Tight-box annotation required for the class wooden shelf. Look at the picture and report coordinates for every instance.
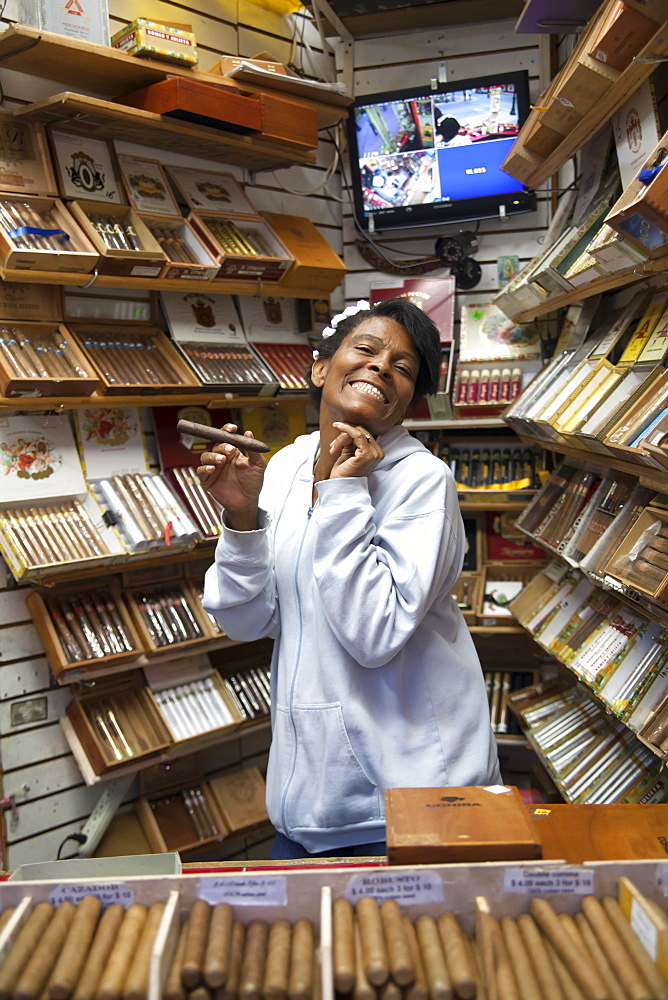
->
[13,93,316,172]
[0,267,333,300]
[405,417,509,430]
[469,625,527,634]
[0,24,349,131]
[503,2,668,191]
[510,265,647,322]
[0,391,308,412]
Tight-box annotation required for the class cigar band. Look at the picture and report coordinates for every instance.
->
[7,226,70,241]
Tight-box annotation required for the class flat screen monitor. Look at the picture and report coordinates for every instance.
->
[347,70,536,232]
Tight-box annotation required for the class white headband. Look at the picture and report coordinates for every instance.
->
[312,300,371,359]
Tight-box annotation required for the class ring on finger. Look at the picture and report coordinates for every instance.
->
[364,434,371,441]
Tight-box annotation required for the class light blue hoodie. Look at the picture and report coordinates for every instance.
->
[203,425,501,852]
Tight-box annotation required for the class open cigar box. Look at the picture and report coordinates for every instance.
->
[0,282,100,397]
[0,412,126,583]
[476,564,538,625]
[125,579,218,658]
[67,200,167,277]
[135,753,231,854]
[160,290,280,395]
[604,500,668,605]
[260,212,347,294]
[63,287,200,394]
[26,580,144,684]
[0,193,99,273]
[605,127,668,259]
[237,296,313,393]
[64,669,173,776]
[116,155,219,280]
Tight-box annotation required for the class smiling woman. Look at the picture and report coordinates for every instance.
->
[198,298,501,859]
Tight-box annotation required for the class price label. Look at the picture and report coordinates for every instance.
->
[199,876,287,907]
[50,882,134,907]
[630,899,658,961]
[345,870,444,905]
[504,868,594,895]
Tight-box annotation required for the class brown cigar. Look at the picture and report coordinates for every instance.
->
[176,420,270,454]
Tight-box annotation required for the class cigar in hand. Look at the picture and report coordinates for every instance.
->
[176,419,270,453]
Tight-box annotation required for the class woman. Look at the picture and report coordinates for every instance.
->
[199,298,500,859]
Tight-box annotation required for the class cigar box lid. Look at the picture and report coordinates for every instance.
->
[48,129,126,205]
[63,286,157,326]
[165,166,260,220]
[0,113,58,197]
[209,766,268,834]
[0,412,88,505]
[0,281,62,323]
[72,406,151,481]
[237,296,307,344]
[116,154,181,220]
[385,785,543,865]
[139,751,205,796]
[160,290,247,346]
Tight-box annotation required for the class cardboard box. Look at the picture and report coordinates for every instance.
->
[17,0,109,45]
[67,200,167,277]
[588,1,658,71]
[0,195,98,273]
[385,785,542,864]
[260,211,347,294]
[111,18,198,66]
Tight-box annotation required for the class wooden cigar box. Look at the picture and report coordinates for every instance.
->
[209,766,269,836]
[64,670,173,777]
[125,579,219,658]
[259,211,347,294]
[476,564,538,625]
[189,211,293,282]
[383,786,533,863]
[115,77,263,135]
[26,581,143,684]
[0,320,100,398]
[529,802,668,863]
[385,785,543,865]
[258,92,318,151]
[67,200,167,277]
[0,194,99,273]
[135,753,230,854]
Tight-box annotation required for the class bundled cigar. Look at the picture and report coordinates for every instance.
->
[45,588,136,663]
[166,465,223,537]
[179,341,277,389]
[92,473,201,552]
[222,664,271,720]
[0,502,109,571]
[251,342,313,392]
[87,213,142,251]
[150,783,220,844]
[145,221,199,264]
[203,218,273,257]
[130,585,204,647]
[76,328,186,387]
[153,675,236,740]
[0,326,90,380]
[0,198,85,252]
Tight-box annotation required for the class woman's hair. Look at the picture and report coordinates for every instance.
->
[307,298,442,408]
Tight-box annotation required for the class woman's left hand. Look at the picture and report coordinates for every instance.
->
[329,421,384,478]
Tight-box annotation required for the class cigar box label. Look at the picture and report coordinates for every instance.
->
[51,882,134,907]
[631,898,659,960]
[344,870,444,904]
[199,875,287,906]
[504,867,594,894]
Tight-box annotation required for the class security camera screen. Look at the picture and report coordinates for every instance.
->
[352,82,525,215]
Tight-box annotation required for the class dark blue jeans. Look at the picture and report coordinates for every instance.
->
[271,831,386,860]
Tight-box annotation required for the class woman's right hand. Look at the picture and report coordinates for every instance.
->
[197,424,266,517]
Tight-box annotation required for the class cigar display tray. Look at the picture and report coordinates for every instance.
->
[0,321,100,397]
[605,502,668,605]
[190,211,293,282]
[0,194,98,272]
[605,127,668,259]
[26,581,144,684]
[67,200,167,277]
[125,580,219,658]
[1,859,668,1000]
[116,155,219,281]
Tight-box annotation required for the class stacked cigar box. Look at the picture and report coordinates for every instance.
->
[605,125,668,258]
[0,412,126,583]
[238,296,313,393]
[63,287,199,393]
[166,166,293,281]
[0,281,100,397]
[72,404,202,557]
[0,113,99,274]
[48,130,167,277]
[160,290,280,395]
[116,155,219,280]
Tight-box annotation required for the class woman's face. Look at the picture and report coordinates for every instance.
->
[311,315,420,436]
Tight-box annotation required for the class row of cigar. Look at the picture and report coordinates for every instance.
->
[45,589,136,663]
[484,671,534,735]
[439,446,544,490]
[132,587,204,647]
[616,519,668,591]
[0,200,83,252]
[1,888,666,1000]
[88,216,141,252]
[168,467,222,537]
[145,222,200,265]
[180,343,276,388]
[222,665,271,721]
[93,474,200,552]
[203,218,273,258]
[0,327,90,380]
[253,343,311,392]
[77,330,186,386]
[88,692,155,762]
[0,503,108,569]
[151,783,221,843]
[153,676,236,742]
